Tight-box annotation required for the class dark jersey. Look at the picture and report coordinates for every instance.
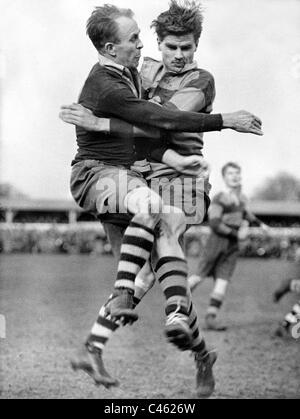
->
[73,62,223,167]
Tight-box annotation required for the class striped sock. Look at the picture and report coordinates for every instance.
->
[155,257,189,317]
[207,278,229,317]
[290,279,300,294]
[284,301,300,328]
[87,304,119,352]
[115,221,155,292]
[187,298,208,355]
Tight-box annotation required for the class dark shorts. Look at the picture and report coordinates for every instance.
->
[70,160,147,226]
[197,231,239,281]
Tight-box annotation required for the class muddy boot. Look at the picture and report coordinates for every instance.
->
[195,350,218,399]
[71,344,119,388]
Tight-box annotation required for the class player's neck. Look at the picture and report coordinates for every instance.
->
[227,185,242,195]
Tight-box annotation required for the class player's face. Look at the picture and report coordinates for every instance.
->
[114,17,143,69]
[224,168,242,189]
[158,33,197,73]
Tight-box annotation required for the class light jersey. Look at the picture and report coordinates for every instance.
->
[136,57,216,180]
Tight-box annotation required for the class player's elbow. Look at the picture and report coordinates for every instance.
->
[147,114,175,131]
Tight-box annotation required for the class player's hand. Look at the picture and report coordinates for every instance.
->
[59,103,106,131]
[238,221,250,241]
[177,155,210,177]
[222,110,263,136]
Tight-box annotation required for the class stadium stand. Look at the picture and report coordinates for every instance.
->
[0,198,299,258]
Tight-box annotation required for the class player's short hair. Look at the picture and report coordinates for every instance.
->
[86,4,134,52]
[222,162,242,177]
[151,0,204,44]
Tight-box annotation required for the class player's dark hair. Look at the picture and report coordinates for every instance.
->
[151,0,204,44]
[222,162,242,177]
[86,4,134,52]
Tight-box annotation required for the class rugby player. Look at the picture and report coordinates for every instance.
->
[188,162,269,331]
[273,266,300,338]
[60,2,262,396]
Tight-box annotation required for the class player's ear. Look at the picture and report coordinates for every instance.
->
[104,42,117,57]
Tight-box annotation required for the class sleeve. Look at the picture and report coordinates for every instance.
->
[243,208,262,227]
[109,118,161,140]
[241,196,262,227]
[134,136,169,162]
[95,79,223,133]
[208,194,239,239]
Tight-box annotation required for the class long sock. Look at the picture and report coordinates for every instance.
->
[87,304,119,351]
[155,257,189,316]
[187,293,208,356]
[290,279,300,294]
[87,272,155,350]
[283,300,300,329]
[115,221,155,292]
[207,278,229,317]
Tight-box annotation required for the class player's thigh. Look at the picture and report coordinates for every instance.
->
[197,250,218,278]
[215,245,239,281]
[197,235,224,278]
[124,185,162,217]
[157,174,209,227]
[157,206,186,241]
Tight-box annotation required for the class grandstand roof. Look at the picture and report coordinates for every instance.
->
[0,198,81,212]
[249,201,300,217]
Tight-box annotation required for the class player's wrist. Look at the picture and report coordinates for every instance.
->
[96,118,110,132]
[162,149,182,170]
[221,113,235,129]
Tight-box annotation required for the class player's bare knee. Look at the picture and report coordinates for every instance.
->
[133,212,160,230]
[136,268,156,291]
[125,187,162,227]
[160,206,186,238]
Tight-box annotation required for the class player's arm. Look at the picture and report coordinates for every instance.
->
[243,209,262,227]
[208,195,239,239]
[243,208,270,232]
[59,84,209,140]
[60,80,263,135]
[59,104,162,139]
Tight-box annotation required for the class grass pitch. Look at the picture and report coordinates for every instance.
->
[0,255,299,399]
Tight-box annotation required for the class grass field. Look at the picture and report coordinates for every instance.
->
[0,255,299,399]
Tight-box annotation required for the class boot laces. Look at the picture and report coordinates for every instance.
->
[166,301,187,326]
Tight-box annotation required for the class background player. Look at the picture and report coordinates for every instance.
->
[188,162,269,331]
[273,263,300,338]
